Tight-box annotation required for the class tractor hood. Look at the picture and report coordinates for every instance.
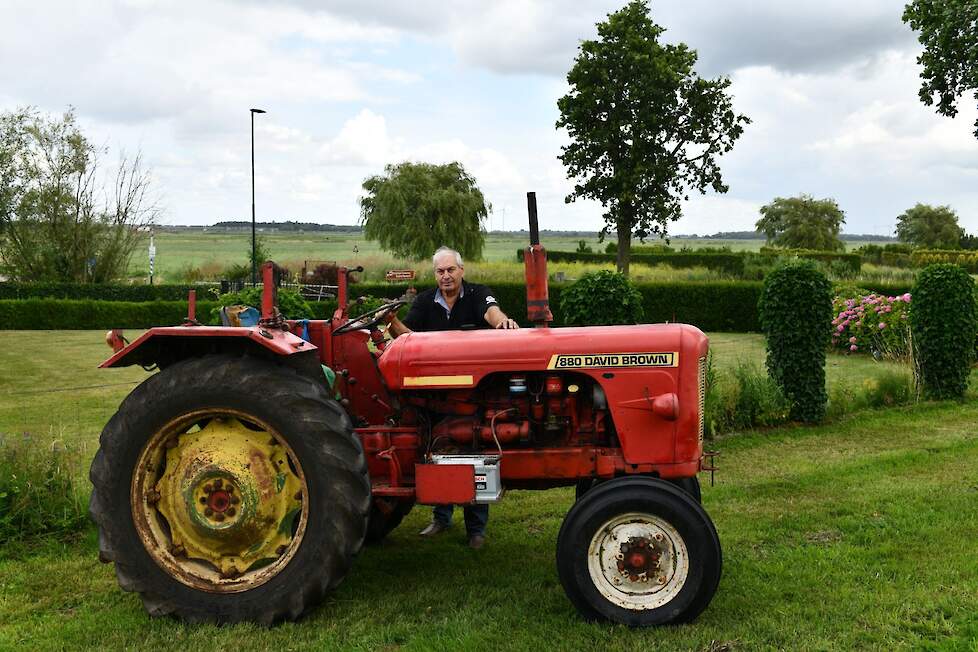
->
[378,323,707,390]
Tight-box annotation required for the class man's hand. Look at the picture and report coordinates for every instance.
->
[485,305,519,329]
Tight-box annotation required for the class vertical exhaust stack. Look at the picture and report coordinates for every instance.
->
[524,192,553,327]
[260,261,278,320]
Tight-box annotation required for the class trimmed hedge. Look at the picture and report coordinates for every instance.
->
[0,282,212,302]
[516,249,746,275]
[0,278,924,332]
[0,299,218,330]
[910,264,976,400]
[911,249,978,273]
[759,262,833,423]
[757,248,862,274]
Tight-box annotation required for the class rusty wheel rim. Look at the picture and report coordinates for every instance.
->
[587,512,689,610]
[131,409,308,593]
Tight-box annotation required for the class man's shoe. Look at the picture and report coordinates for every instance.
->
[419,522,449,537]
[468,534,485,550]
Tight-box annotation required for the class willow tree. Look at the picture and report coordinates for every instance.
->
[0,107,157,282]
[557,1,749,275]
[359,161,488,261]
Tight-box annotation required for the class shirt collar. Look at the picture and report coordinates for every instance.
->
[434,282,464,315]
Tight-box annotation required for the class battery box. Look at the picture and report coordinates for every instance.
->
[414,454,502,505]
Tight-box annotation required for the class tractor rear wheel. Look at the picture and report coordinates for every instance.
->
[364,498,414,544]
[89,355,370,624]
[556,476,721,626]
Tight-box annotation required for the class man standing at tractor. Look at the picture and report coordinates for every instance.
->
[386,246,519,549]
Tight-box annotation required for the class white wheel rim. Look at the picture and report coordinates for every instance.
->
[586,511,689,611]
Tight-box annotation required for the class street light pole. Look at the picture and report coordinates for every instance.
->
[250,108,266,286]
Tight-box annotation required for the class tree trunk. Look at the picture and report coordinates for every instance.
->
[615,224,631,277]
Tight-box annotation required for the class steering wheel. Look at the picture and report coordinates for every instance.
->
[333,300,407,335]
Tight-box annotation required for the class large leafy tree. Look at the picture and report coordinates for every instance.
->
[756,195,846,251]
[904,1,978,137]
[557,0,749,275]
[359,161,488,261]
[0,107,157,282]
[895,203,963,249]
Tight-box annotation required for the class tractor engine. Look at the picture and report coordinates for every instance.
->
[421,372,609,450]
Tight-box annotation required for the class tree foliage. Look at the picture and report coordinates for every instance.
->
[903,0,978,137]
[359,161,488,261]
[895,203,963,249]
[0,108,157,282]
[556,1,749,276]
[755,195,846,251]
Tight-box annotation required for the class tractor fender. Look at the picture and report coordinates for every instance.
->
[100,326,317,370]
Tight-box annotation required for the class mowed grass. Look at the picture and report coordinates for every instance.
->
[3,332,977,649]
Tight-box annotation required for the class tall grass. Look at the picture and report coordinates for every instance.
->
[704,354,918,438]
[0,431,90,544]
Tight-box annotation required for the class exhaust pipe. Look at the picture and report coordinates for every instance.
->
[524,192,553,327]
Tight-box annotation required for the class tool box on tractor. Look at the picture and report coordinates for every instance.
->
[90,193,721,627]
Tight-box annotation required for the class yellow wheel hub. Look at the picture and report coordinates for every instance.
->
[132,412,307,592]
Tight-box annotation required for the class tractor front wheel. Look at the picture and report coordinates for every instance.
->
[556,476,721,626]
[89,355,370,624]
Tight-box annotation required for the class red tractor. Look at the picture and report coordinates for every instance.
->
[90,194,721,626]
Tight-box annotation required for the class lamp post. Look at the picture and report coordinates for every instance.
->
[250,108,266,286]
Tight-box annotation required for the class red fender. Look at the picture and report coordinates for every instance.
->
[99,326,315,368]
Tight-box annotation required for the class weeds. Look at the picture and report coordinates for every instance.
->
[0,431,89,544]
[705,355,917,438]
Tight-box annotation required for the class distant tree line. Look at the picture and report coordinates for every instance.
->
[210,221,362,233]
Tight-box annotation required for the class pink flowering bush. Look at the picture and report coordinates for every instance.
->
[831,292,911,359]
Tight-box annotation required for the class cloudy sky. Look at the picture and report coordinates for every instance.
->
[2,0,976,235]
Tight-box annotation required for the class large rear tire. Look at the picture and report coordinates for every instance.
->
[556,476,721,626]
[89,355,370,624]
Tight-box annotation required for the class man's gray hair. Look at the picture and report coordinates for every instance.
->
[432,246,463,268]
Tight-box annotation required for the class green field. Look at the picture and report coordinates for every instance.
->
[1,330,977,649]
[131,231,895,284]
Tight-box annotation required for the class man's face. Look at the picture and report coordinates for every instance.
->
[433,252,464,295]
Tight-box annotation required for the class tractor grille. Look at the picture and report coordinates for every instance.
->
[697,356,706,443]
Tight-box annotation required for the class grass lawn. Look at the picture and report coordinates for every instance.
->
[2,331,976,649]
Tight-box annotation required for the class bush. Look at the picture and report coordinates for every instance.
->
[831,292,912,359]
[211,288,313,323]
[910,263,977,399]
[305,263,340,285]
[759,261,833,422]
[559,270,644,326]
[0,434,89,543]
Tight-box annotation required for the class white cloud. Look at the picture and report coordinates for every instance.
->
[319,109,401,167]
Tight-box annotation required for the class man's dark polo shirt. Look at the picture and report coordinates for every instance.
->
[402,281,499,332]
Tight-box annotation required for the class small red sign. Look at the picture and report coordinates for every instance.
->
[385,269,416,281]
